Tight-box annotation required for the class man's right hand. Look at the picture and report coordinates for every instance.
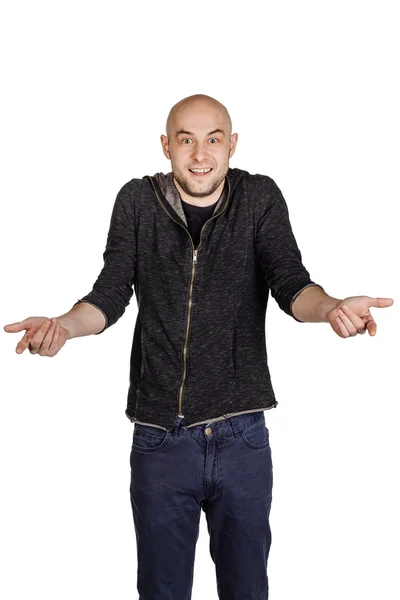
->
[3,317,68,356]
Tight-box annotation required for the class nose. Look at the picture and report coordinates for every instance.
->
[191,141,208,163]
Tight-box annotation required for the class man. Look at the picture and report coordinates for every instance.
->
[4,94,394,599]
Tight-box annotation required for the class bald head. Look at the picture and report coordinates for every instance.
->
[165,94,232,140]
[160,93,238,203]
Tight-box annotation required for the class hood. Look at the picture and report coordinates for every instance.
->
[148,167,245,227]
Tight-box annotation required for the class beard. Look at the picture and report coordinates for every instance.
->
[172,163,228,198]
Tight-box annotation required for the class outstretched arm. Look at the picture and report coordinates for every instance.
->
[255,177,394,337]
[293,286,394,337]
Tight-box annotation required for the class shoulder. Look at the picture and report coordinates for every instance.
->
[229,168,280,194]
[247,172,279,194]
[116,174,152,204]
[234,170,285,213]
[110,178,146,225]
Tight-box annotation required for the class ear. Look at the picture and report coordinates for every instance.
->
[160,134,171,160]
[229,133,238,158]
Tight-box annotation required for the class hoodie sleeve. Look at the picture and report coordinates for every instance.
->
[255,176,324,322]
[73,180,137,334]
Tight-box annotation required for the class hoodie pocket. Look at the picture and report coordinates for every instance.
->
[139,311,146,382]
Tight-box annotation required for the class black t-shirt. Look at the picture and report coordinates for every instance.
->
[181,199,218,248]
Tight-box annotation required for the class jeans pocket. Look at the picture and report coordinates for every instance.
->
[241,420,270,450]
[131,423,171,453]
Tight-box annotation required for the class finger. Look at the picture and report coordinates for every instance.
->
[339,305,366,335]
[335,315,350,338]
[337,309,357,336]
[16,332,33,354]
[366,319,377,336]
[4,321,26,332]
[368,297,394,309]
[48,321,61,355]
[29,320,52,354]
[40,319,57,354]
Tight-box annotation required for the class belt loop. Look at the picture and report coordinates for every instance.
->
[171,415,184,437]
[227,415,242,438]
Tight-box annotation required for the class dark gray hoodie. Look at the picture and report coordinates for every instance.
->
[74,167,323,431]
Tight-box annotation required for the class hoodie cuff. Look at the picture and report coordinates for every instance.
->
[289,283,325,323]
[73,298,109,335]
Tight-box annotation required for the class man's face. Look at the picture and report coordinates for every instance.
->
[161,103,238,199]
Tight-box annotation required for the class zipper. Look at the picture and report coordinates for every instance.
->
[147,176,231,419]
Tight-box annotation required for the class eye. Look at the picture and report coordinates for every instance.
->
[209,138,218,143]
[183,138,192,144]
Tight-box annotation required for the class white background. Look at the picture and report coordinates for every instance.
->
[1,1,399,598]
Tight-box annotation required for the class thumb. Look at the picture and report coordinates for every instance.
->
[367,297,395,308]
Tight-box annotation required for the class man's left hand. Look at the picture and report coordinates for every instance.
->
[326,296,394,338]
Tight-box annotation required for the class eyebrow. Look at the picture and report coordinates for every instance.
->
[175,128,225,137]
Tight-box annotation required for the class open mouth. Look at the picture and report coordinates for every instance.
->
[188,168,213,177]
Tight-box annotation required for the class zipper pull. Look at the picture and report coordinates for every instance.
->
[193,249,198,263]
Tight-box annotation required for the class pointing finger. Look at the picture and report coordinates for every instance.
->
[4,321,24,332]
[368,297,394,308]
[4,318,36,333]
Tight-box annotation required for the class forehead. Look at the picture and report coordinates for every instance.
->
[173,103,227,132]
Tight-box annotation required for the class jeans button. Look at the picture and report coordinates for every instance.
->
[205,427,212,435]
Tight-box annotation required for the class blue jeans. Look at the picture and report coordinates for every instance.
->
[129,410,273,599]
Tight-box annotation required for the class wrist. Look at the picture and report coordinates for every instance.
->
[54,316,75,340]
[320,297,342,322]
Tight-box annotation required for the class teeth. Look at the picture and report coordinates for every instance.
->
[190,168,212,173]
